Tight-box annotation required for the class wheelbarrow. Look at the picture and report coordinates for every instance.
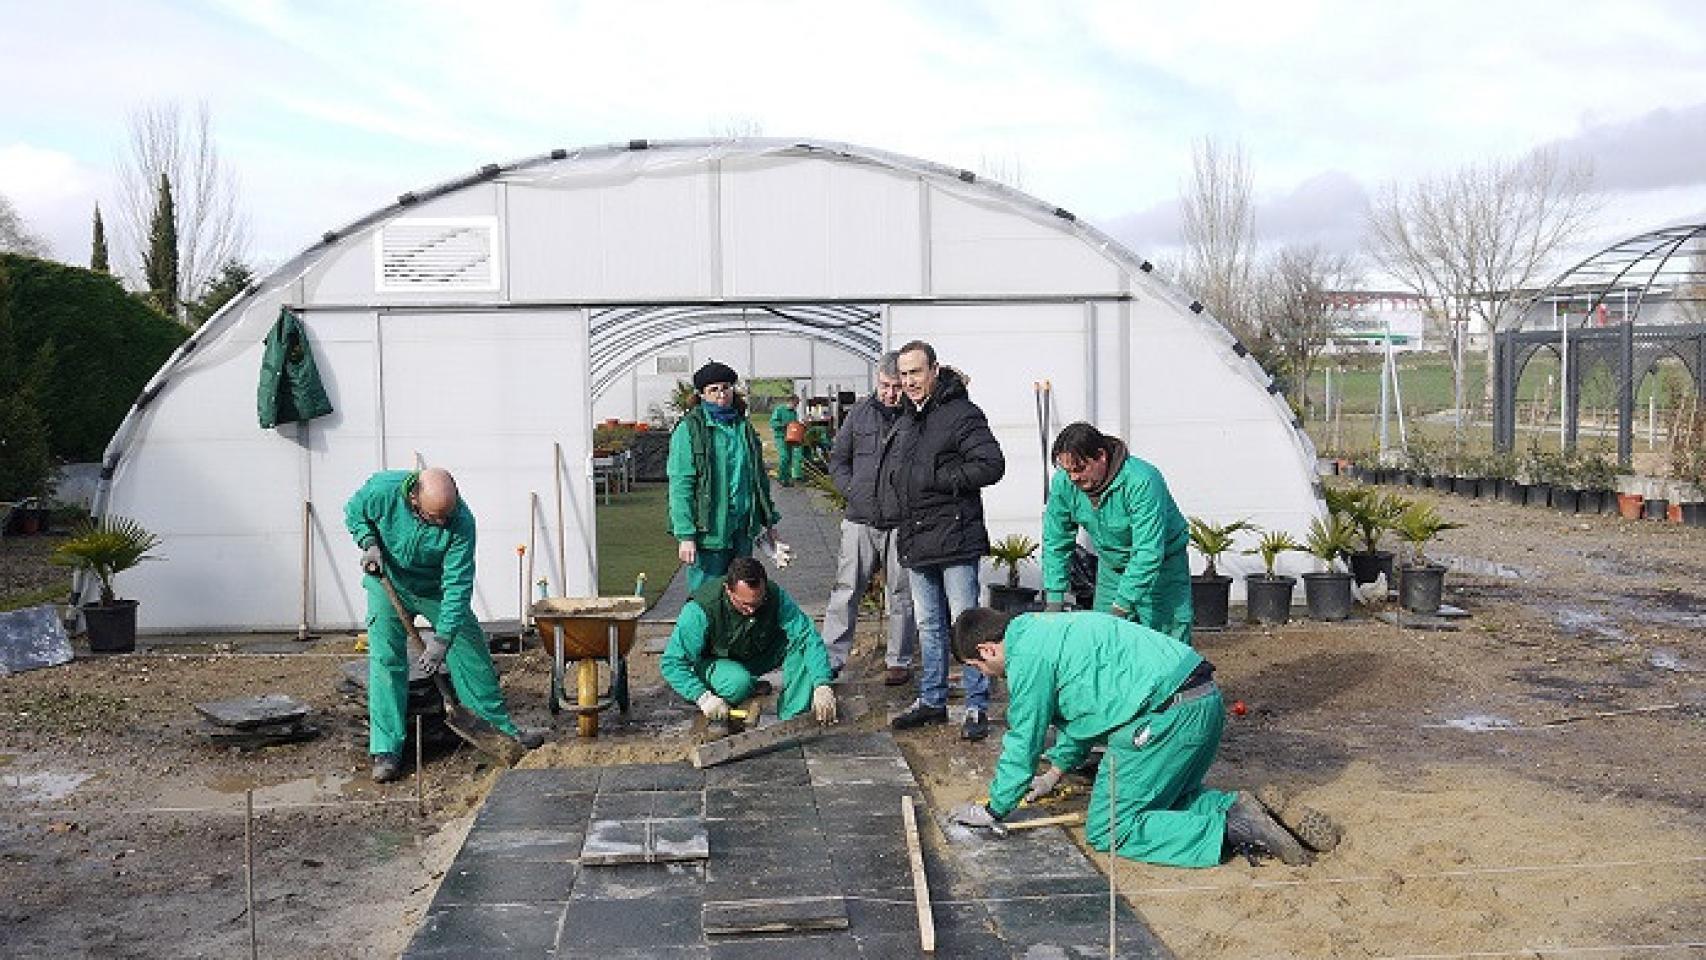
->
[532,596,646,737]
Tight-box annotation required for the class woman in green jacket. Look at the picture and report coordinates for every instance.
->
[668,362,781,591]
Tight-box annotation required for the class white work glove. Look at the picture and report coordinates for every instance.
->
[360,543,384,575]
[1024,765,1065,804]
[678,540,698,565]
[757,528,794,569]
[811,685,838,724]
[949,802,998,829]
[697,691,729,721]
[414,635,450,676]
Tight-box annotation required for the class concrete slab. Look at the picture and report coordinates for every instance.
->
[0,605,71,677]
[805,756,913,787]
[431,859,577,907]
[561,896,705,950]
[404,902,567,958]
[702,895,849,935]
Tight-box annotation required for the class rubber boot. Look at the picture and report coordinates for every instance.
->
[1224,791,1312,866]
[1255,784,1342,853]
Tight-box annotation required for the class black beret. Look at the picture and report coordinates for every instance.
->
[693,361,739,391]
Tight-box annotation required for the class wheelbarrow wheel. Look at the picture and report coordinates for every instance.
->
[613,656,630,715]
[576,659,600,738]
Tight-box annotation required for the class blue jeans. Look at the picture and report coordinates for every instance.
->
[907,561,988,711]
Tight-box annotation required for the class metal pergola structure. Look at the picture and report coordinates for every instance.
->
[1493,223,1706,464]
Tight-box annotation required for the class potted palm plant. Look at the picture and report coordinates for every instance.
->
[1302,514,1358,621]
[1344,490,1406,586]
[986,534,1040,613]
[51,515,163,653]
[1243,529,1303,626]
[1391,502,1464,614]
[1186,517,1253,630]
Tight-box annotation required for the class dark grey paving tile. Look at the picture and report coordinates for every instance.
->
[940,826,1100,883]
[458,828,584,863]
[580,819,648,864]
[590,791,657,820]
[702,894,848,935]
[650,789,706,819]
[828,843,912,895]
[805,756,913,787]
[984,885,1122,929]
[599,762,703,792]
[842,894,917,931]
[703,754,810,788]
[812,784,920,820]
[853,932,932,959]
[476,791,594,829]
[1005,921,1171,958]
[705,786,818,820]
[652,817,710,861]
[708,817,823,851]
[561,895,703,949]
[563,949,709,960]
[707,931,851,958]
[431,859,577,907]
[492,766,602,797]
[403,902,566,957]
[802,731,905,760]
[569,860,705,901]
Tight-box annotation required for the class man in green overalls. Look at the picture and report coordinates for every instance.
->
[769,393,801,487]
[1041,422,1194,645]
[946,608,1311,867]
[660,557,839,738]
[668,362,782,592]
[345,468,540,783]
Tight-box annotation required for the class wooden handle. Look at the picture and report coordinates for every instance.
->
[1002,812,1085,832]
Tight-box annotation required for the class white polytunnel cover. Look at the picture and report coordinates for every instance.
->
[95,138,1324,633]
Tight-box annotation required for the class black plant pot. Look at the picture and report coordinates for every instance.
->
[1397,564,1447,614]
[1347,550,1394,586]
[1577,489,1606,515]
[1525,482,1553,508]
[83,600,139,653]
[1244,575,1296,626]
[1502,482,1528,505]
[1681,502,1706,527]
[1551,488,1581,514]
[1643,498,1670,521]
[1191,575,1232,630]
[987,584,1040,613]
[1302,571,1354,622]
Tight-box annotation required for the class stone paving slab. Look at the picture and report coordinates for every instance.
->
[406,733,1172,958]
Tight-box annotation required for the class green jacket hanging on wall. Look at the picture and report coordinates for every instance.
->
[257,307,334,428]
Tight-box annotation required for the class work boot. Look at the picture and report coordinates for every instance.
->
[1255,784,1342,853]
[890,700,948,730]
[961,708,990,742]
[371,753,403,784]
[883,666,912,686]
[1224,792,1312,866]
[516,728,546,751]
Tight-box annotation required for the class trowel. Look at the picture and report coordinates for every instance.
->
[375,570,525,767]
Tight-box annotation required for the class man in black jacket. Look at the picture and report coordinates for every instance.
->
[822,352,917,683]
[881,340,1006,740]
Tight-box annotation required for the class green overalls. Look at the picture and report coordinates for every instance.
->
[660,577,834,720]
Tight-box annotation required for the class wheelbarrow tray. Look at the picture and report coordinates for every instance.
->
[532,596,645,659]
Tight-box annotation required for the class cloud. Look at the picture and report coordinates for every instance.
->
[0,144,104,261]
[1099,169,1372,263]
[1545,101,1706,193]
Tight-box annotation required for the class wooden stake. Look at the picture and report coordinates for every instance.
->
[901,796,935,953]
[245,789,258,960]
[415,714,425,818]
[1107,751,1116,958]
[297,500,314,641]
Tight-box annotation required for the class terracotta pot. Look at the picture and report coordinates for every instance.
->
[1616,493,1644,520]
[1669,503,1684,524]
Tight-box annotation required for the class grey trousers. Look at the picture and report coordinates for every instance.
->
[821,520,917,669]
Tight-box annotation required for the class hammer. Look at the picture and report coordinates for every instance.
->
[984,812,1086,838]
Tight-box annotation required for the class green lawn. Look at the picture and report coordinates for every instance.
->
[594,481,679,604]
[1306,351,1692,418]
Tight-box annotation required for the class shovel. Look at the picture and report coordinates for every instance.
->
[374,570,525,767]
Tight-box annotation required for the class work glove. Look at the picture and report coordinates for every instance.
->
[949,802,999,829]
[811,685,838,724]
[1109,604,1131,621]
[1042,600,1064,613]
[1023,765,1065,804]
[360,543,384,575]
[678,540,698,565]
[414,635,450,676]
[757,528,794,569]
[696,691,729,721]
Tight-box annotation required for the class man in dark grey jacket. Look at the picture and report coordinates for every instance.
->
[822,352,917,684]
[880,340,1006,740]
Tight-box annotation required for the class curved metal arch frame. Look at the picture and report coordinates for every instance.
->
[587,303,882,401]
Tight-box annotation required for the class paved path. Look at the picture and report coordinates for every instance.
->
[644,482,843,624]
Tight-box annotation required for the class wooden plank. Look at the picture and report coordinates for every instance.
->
[689,700,869,769]
[901,795,935,953]
[702,895,849,935]
[1001,811,1086,833]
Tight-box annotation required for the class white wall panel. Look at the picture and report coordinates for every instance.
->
[507,175,715,300]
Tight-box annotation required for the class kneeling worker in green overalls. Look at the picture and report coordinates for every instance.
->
[946,608,1315,867]
[661,556,839,738]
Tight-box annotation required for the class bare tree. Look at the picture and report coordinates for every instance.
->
[114,102,247,320]
[0,193,48,257]
[1260,245,1360,419]
[1366,148,1599,427]
[1179,137,1261,346]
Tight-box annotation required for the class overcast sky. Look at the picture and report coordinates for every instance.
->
[4,0,1705,287]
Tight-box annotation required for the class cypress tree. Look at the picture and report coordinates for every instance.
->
[90,204,110,273]
[142,173,179,317]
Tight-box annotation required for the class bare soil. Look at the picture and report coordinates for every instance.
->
[2,485,1703,958]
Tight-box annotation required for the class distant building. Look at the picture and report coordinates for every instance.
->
[1322,290,1431,353]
